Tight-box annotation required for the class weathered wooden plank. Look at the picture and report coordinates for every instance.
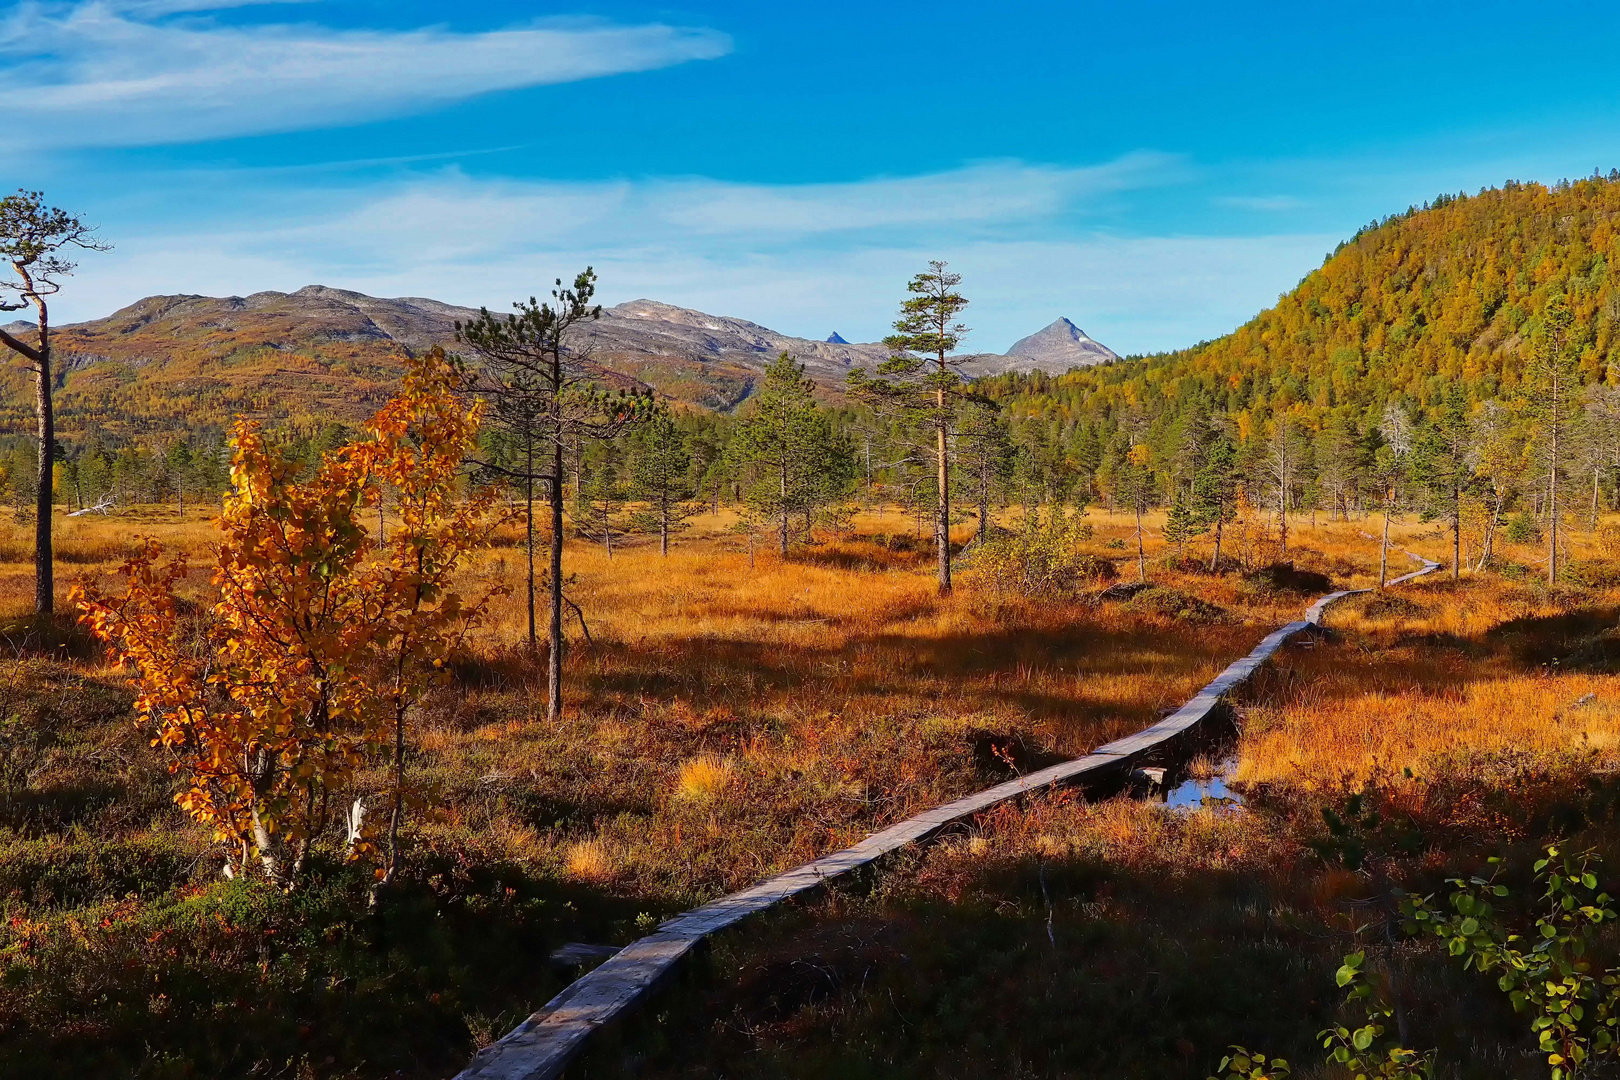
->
[452,556,1442,1080]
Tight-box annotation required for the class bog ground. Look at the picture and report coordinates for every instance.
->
[3,507,1620,1078]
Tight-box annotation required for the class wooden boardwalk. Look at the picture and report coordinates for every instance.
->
[455,554,1440,1080]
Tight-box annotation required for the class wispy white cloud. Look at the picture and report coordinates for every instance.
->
[0,2,731,149]
[249,154,1182,262]
[56,157,1332,353]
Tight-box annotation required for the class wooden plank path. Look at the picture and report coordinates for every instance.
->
[454,552,1441,1080]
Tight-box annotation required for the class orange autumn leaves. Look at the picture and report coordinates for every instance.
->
[72,348,509,885]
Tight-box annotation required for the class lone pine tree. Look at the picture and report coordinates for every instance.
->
[730,352,853,554]
[628,410,698,557]
[0,190,109,615]
[849,261,971,594]
[1526,294,1579,586]
[456,268,651,722]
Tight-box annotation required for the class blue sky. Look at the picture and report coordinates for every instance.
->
[8,0,1620,353]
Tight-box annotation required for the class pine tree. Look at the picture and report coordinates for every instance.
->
[1316,411,1371,520]
[1262,415,1303,554]
[849,261,970,594]
[1411,384,1474,579]
[0,190,110,615]
[628,411,698,556]
[1162,491,1205,562]
[730,353,853,555]
[1525,294,1579,585]
[577,439,626,557]
[1579,385,1620,526]
[456,268,652,721]
[1470,400,1523,569]
[1111,441,1157,582]
[1374,403,1415,589]
[955,401,1015,545]
[1192,434,1240,570]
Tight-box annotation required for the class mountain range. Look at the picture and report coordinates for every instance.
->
[0,287,1118,438]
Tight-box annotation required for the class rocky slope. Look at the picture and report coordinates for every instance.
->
[1004,317,1120,370]
[3,286,1117,437]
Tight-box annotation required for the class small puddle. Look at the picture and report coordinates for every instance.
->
[1161,760,1243,810]
[1123,719,1246,811]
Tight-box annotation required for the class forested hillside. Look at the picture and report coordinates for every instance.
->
[989,173,1620,429]
[974,175,1620,562]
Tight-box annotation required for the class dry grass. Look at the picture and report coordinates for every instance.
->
[11,497,1604,1079]
[0,501,1431,906]
[1236,568,1620,798]
[567,519,1620,1080]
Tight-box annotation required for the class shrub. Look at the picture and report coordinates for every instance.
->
[1558,559,1620,589]
[1506,512,1540,544]
[1123,586,1229,623]
[966,508,1115,600]
[72,349,508,889]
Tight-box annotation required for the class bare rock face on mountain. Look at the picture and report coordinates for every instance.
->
[33,286,1121,437]
[1003,318,1120,372]
[581,299,889,410]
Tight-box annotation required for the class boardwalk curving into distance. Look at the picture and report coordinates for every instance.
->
[455,552,1441,1080]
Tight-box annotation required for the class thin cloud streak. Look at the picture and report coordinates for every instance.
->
[0,3,732,149]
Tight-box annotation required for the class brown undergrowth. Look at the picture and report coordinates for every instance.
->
[564,524,1620,1080]
[0,504,1592,1078]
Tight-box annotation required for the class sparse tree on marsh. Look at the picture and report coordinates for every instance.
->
[577,439,627,557]
[684,418,727,516]
[627,411,698,556]
[729,353,853,554]
[1192,433,1240,570]
[955,401,1015,545]
[1577,384,1620,525]
[456,268,652,722]
[1374,402,1414,589]
[849,261,971,594]
[1162,489,1205,561]
[1316,411,1371,521]
[0,190,109,615]
[1261,415,1303,554]
[1524,294,1580,586]
[1411,384,1475,580]
[1469,399,1524,569]
[1107,440,1157,582]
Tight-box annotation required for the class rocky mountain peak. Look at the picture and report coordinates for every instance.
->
[1004,318,1119,370]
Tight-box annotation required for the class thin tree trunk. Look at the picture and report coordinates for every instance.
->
[1277,475,1288,555]
[1379,502,1391,590]
[1210,510,1224,572]
[660,498,669,557]
[1452,485,1461,581]
[526,440,536,649]
[977,472,990,546]
[1135,501,1146,582]
[379,700,406,893]
[936,397,951,595]
[548,436,565,724]
[779,461,789,556]
[1549,438,1559,587]
[32,301,51,616]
